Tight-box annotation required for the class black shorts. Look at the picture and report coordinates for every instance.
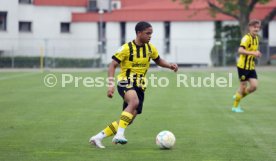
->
[237,67,257,81]
[117,82,145,114]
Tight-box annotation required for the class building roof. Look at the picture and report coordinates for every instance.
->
[34,0,276,22]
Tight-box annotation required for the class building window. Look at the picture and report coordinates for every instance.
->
[262,24,269,39]
[19,0,32,4]
[0,12,7,31]
[98,22,106,53]
[60,22,70,33]
[164,21,170,53]
[87,0,98,12]
[19,21,32,32]
[120,22,126,45]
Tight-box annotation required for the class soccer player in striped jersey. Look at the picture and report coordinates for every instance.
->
[232,20,262,112]
[89,21,178,148]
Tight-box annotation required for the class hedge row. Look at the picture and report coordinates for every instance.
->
[0,56,101,68]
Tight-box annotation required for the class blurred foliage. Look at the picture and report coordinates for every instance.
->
[211,22,241,66]
[173,0,275,35]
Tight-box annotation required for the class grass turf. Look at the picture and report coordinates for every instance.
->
[0,69,275,161]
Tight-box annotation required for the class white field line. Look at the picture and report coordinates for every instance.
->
[0,72,40,81]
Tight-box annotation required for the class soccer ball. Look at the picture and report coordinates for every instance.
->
[156,130,176,149]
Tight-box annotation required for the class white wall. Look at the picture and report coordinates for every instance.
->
[125,21,165,59]
[44,23,98,58]
[125,22,164,53]
[169,22,214,65]
[222,21,239,26]
[0,0,19,52]
[18,6,85,38]
[124,21,214,65]
[125,22,136,42]
[0,1,101,58]
[149,22,165,58]
[105,22,120,64]
[17,5,92,58]
[269,21,276,46]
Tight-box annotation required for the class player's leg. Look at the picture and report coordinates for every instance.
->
[113,90,139,144]
[232,67,248,112]
[233,81,247,106]
[90,87,140,147]
[89,108,138,148]
[242,69,258,97]
[89,121,119,148]
[238,81,248,98]
[232,81,247,112]
[232,76,257,113]
[89,83,139,148]
[128,109,137,125]
[89,88,128,148]
[90,113,137,148]
[247,75,258,92]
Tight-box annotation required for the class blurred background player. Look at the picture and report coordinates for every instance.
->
[232,20,262,113]
[89,21,178,148]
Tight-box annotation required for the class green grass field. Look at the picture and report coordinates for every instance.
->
[0,69,276,161]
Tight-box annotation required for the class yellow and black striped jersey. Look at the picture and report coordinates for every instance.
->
[237,33,259,70]
[112,40,160,89]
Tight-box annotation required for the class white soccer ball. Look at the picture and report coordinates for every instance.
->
[156,130,176,149]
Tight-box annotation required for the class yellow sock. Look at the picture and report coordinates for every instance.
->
[119,111,133,129]
[103,121,118,137]
[233,92,242,108]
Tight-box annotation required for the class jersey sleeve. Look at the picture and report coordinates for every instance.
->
[112,44,128,64]
[240,35,250,49]
[149,44,160,61]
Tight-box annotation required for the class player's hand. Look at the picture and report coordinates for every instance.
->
[170,63,178,72]
[254,51,262,57]
[107,86,115,98]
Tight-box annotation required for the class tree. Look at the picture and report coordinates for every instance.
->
[175,0,276,35]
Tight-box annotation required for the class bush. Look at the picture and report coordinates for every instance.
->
[0,56,101,68]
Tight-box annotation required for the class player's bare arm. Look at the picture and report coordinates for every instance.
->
[154,58,178,72]
[107,60,119,98]
[238,47,262,57]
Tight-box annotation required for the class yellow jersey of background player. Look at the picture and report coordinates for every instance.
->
[237,31,259,70]
[89,21,178,148]
[232,20,262,113]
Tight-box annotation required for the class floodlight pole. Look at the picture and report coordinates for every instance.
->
[44,38,48,69]
[98,9,104,67]
[222,39,226,67]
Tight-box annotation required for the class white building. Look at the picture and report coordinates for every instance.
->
[0,0,275,66]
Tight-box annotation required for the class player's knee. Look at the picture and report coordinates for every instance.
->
[129,98,139,108]
[241,85,247,92]
[251,85,257,92]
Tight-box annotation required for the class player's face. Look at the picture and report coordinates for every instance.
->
[249,24,261,36]
[138,27,153,44]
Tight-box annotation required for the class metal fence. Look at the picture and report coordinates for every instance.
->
[0,38,101,68]
[211,38,270,66]
[0,37,271,68]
